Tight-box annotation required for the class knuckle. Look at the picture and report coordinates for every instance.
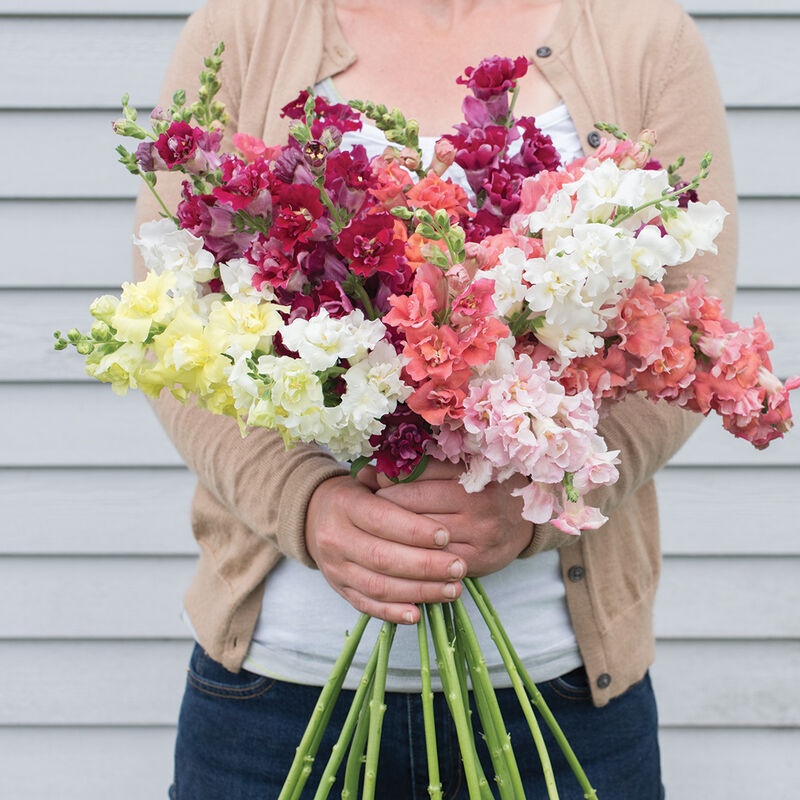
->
[365,572,388,601]
[367,541,392,574]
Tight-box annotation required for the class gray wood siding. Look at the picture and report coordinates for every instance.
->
[0,1,798,798]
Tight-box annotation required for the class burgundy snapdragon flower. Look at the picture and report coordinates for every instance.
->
[515,117,561,174]
[457,55,529,122]
[457,55,529,100]
[247,234,301,292]
[325,145,376,215]
[369,407,433,479]
[177,182,251,262]
[212,154,273,214]
[443,125,509,193]
[335,212,405,277]
[271,183,326,245]
[481,162,527,218]
[280,90,363,138]
[151,122,222,173]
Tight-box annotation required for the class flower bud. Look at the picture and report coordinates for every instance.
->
[430,138,456,176]
[303,140,328,177]
[638,129,657,148]
[381,146,398,163]
[463,242,490,278]
[397,147,421,171]
[76,341,94,356]
[90,295,119,323]
[320,126,342,151]
[91,321,112,342]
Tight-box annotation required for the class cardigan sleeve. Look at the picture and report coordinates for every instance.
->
[133,4,348,567]
[520,6,739,556]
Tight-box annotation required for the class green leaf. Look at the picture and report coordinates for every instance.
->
[389,454,429,484]
[350,456,371,479]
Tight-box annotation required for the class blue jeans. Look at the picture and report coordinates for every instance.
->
[170,643,664,799]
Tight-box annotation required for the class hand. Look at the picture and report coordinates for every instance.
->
[374,460,534,577]
[305,475,465,625]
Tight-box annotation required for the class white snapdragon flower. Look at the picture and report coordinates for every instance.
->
[522,252,590,318]
[134,219,215,295]
[631,225,681,281]
[338,341,410,431]
[522,188,575,243]
[535,320,601,361]
[662,200,728,262]
[281,308,386,372]
[474,247,528,317]
[219,258,276,303]
[224,344,260,414]
[257,354,324,417]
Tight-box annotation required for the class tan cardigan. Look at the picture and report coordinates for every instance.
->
[134,0,737,706]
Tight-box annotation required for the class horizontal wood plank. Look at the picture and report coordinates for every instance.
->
[2,197,797,290]
[4,466,797,556]
[3,109,794,199]
[0,0,198,12]
[2,18,798,108]
[0,639,796,725]
[656,467,800,554]
[653,640,800,726]
[660,728,800,800]
[654,557,800,638]
[3,287,796,381]
[0,727,177,800]
[0,468,196,554]
[2,0,796,15]
[0,383,798,467]
[0,554,795,639]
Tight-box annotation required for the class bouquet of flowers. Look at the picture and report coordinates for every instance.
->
[55,45,798,799]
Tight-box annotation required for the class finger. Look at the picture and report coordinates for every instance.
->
[348,492,452,550]
[344,527,466,582]
[342,565,464,607]
[354,464,380,491]
[375,480,469,515]
[375,457,463,488]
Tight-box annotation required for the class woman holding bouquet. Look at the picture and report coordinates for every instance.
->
[136,0,738,797]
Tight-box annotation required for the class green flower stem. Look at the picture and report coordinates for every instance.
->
[427,604,486,799]
[342,682,372,800]
[446,606,494,800]
[465,579,598,800]
[312,635,382,800]
[316,181,346,234]
[136,169,179,225]
[463,580,560,800]
[345,272,379,321]
[278,613,371,800]
[362,621,396,800]
[445,608,495,800]
[417,611,443,800]
[429,219,459,265]
[453,599,524,800]
[444,604,470,720]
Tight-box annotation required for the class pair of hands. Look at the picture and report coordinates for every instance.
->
[304,460,535,625]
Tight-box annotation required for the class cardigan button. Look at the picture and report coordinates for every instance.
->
[587,130,603,148]
[567,565,585,582]
[536,46,553,58]
[596,673,612,689]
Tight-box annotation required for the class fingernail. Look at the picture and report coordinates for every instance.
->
[434,529,449,547]
[403,610,415,624]
[444,583,458,599]
[448,560,464,579]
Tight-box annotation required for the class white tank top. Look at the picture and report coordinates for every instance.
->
[183,80,586,690]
